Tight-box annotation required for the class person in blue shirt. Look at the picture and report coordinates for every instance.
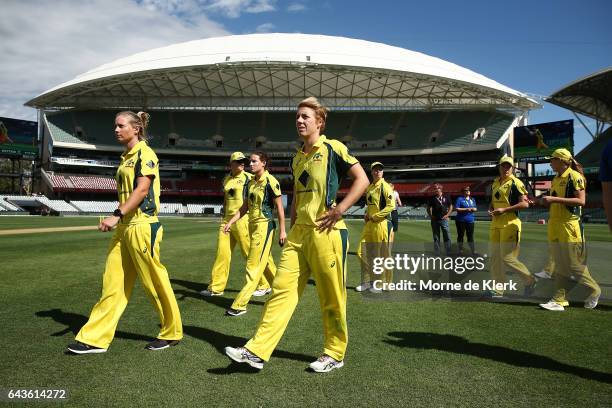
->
[454,186,477,255]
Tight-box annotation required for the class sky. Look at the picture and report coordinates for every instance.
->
[1,0,610,153]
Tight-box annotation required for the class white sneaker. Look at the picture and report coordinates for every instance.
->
[253,288,272,297]
[200,289,223,297]
[355,282,371,292]
[539,301,565,311]
[584,294,600,309]
[368,286,382,294]
[224,346,264,370]
[534,270,552,279]
[309,355,344,373]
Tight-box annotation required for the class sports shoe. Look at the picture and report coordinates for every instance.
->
[539,301,565,311]
[368,286,382,294]
[146,339,179,351]
[584,294,600,309]
[534,270,552,279]
[200,289,223,297]
[309,355,344,373]
[253,288,272,297]
[355,282,371,292]
[523,278,537,296]
[482,290,504,299]
[226,308,246,316]
[225,346,264,370]
[66,341,107,354]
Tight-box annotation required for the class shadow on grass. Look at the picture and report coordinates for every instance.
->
[182,324,313,374]
[384,331,612,384]
[171,278,241,294]
[35,309,151,342]
[173,289,265,309]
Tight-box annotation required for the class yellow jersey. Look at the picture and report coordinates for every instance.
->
[490,175,527,227]
[549,167,585,222]
[116,140,160,225]
[291,135,358,229]
[247,170,282,224]
[223,171,252,222]
[365,178,395,222]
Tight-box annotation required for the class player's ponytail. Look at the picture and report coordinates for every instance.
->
[116,110,151,141]
[570,157,584,176]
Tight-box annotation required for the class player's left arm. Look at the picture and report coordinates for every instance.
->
[371,183,395,222]
[274,195,286,246]
[541,175,586,207]
[100,176,152,231]
[270,179,286,246]
[316,163,369,232]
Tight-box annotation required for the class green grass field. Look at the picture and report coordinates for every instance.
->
[0,216,610,407]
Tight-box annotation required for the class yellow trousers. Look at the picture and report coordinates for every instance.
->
[548,219,600,303]
[488,220,533,295]
[231,221,277,311]
[208,216,270,293]
[76,223,183,349]
[357,220,394,285]
[245,225,349,362]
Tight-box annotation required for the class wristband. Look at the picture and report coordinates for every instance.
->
[113,208,123,219]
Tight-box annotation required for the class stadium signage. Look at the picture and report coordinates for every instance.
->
[513,120,574,160]
[0,116,39,159]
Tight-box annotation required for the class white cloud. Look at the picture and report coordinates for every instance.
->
[255,23,275,33]
[0,0,229,121]
[287,2,306,12]
[202,0,277,18]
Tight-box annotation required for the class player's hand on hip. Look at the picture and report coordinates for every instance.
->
[223,223,232,234]
[316,207,342,232]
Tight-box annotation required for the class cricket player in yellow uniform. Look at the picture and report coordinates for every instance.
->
[538,148,601,311]
[225,97,369,372]
[67,111,182,354]
[356,161,395,292]
[486,155,537,298]
[224,151,286,316]
[201,152,271,297]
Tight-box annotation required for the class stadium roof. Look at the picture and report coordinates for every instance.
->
[26,33,539,112]
[546,67,612,123]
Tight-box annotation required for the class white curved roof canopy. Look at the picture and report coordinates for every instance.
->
[27,33,539,111]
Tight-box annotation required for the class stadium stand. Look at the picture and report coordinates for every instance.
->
[159,203,184,214]
[1,197,25,211]
[69,176,117,191]
[45,110,515,153]
[70,200,120,213]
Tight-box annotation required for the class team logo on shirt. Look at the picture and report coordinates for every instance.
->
[312,152,323,162]
[146,160,156,169]
[123,159,135,168]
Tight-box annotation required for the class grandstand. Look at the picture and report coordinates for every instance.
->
[20,33,543,215]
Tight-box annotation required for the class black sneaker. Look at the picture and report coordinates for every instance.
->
[225,308,247,317]
[67,341,107,354]
[145,339,180,351]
